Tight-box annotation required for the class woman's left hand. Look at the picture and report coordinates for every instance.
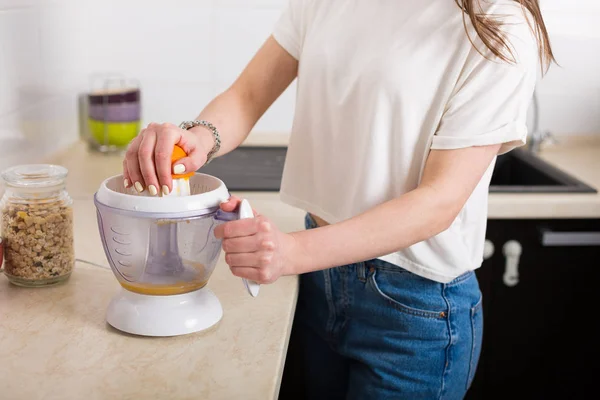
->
[214,197,299,284]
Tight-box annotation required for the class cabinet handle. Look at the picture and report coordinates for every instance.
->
[503,240,522,287]
[541,231,600,247]
[483,239,494,260]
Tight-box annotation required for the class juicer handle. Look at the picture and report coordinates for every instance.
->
[239,199,260,298]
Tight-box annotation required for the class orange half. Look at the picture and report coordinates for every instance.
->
[171,144,194,179]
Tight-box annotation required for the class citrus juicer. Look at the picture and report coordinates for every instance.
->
[94,145,260,336]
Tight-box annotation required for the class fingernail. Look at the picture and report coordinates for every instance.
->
[148,185,158,196]
[162,185,170,196]
[173,164,186,174]
[134,182,144,193]
[123,179,129,188]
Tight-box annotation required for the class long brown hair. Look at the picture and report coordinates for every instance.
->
[456,0,556,73]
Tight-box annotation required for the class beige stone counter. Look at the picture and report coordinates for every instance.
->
[0,139,305,400]
[0,135,599,399]
[38,137,600,219]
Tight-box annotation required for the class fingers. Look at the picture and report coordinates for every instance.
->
[169,129,209,177]
[229,266,276,284]
[125,134,144,192]
[222,235,275,254]
[123,122,179,195]
[214,216,270,239]
[225,252,261,267]
[220,196,242,212]
[138,129,159,195]
[122,159,131,188]
[219,196,260,216]
[154,123,181,193]
[214,219,257,239]
[172,154,204,176]
[122,121,214,195]
[219,215,280,285]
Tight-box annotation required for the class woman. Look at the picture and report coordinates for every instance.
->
[123,0,554,398]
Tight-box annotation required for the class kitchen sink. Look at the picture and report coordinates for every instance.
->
[200,146,597,194]
[489,149,597,193]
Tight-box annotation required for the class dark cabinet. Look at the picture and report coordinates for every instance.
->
[466,218,600,400]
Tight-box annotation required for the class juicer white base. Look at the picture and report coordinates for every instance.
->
[106,287,223,337]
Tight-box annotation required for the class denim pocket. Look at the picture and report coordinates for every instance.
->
[367,268,447,319]
[466,295,484,390]
[304,213,318,230]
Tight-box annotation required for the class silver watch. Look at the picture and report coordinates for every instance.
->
[179,120,221,165]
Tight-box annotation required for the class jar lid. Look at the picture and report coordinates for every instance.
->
[1,164,68,188]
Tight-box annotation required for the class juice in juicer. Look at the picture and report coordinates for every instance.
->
[94,146,259,337]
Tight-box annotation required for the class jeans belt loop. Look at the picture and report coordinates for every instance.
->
[357,262,367,282]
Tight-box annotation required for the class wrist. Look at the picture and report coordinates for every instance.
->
[285,231,313,275]
[189,125,217,158]
[179,120,221,163]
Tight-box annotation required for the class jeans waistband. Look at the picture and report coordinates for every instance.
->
[304,213,474,286]
[305,213,319,230]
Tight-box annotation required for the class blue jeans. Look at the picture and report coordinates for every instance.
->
[280,214,483,400]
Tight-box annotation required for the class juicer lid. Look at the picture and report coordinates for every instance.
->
[95,173,230,216]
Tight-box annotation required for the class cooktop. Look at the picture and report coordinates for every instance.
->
[198,146,287,192]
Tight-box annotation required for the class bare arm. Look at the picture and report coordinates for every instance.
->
[123,36,298,194]
[287,144,502,273]
[190,36,299,156]
[216,144,502,283]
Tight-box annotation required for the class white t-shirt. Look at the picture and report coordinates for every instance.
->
[272,0,538,283]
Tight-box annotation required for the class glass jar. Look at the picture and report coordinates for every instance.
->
[85,73,141,153]
[0,164,75,287]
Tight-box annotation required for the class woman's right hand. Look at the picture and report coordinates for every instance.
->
[123,122,215,196]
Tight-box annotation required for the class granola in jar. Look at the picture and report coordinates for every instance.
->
[0,164,74,287]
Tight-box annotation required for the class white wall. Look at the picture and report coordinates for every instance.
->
[537,0,600,136]
[0,0,598,150]
[0,0,295,150]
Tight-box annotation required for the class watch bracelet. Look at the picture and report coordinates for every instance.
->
[178,120,221,165]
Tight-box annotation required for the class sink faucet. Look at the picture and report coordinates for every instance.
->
[528,89,554,154]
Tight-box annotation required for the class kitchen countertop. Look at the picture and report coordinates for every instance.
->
[0,136,305,400]
[33,136,600,219]
[488,137,600,218]
[0,132,290,173]
[0,134,599,399]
